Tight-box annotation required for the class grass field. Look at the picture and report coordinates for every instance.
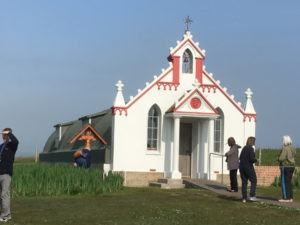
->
[7,187,300,225]
[8,158,300,225]
[255,148,300,166]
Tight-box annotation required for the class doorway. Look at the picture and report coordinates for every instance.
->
[179,123,192,177]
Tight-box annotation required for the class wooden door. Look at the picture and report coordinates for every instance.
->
[179,123,192,177]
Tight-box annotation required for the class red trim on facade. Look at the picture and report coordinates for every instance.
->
[202,70,257,122]
[174,111,218,115]
[190,97,201,109]
[172,56,180,83]
[149,169,156,172]
[171,39,205,59]
[120,67,174,112]
[111,107,128,116]
[174,88,219,114]
[157,82,179,90]
[200,84,217,93]
[195,57,203,84]
[203,71,246,114]
[244,114,257,122]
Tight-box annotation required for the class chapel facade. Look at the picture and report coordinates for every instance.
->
[41,31,256,186]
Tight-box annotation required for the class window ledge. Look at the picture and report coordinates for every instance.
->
[146,150,161,155]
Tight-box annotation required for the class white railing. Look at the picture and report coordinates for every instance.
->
[209,152,225,184]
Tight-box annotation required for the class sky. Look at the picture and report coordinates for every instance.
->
[0,0,300,156]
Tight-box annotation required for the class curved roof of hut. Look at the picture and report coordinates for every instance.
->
[42,108,112,153]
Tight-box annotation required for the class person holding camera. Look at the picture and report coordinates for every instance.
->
[0,128,19,222]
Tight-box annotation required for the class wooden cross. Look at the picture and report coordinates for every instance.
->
[69,124,108,147]
[78,130,96,149]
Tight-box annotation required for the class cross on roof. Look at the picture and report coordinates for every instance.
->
[115,80,124,91]
[185,16,193,32]
[245,88,253,99]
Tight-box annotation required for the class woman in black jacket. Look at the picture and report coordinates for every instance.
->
[239,136,258,203]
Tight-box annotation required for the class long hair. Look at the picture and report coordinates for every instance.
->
[283,135,292,146]
[246,136,256,147]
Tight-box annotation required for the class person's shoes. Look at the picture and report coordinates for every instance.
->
[249,196,259,201]
[242,199,246,203]
[0,214,11,222]
[279,199,290,203]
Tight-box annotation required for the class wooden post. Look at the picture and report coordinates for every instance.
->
[35,146,38,163]
[259,147,262,166]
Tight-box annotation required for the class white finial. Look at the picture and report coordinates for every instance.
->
[203,65,206,70]
[169,47,174,52]
[145,82,149,86]
[209,73,213,77]
[245,88,253,99]
[216,80,220,85]
[192,79,200,88]
[202,49,206,55]
[237,102,241,107]
[230,95,235,99]
[161,68,165,73]
[138,89,141,93]
[223,87,227,92]
[153,75,158,80]
[169,62,173,67]
[130,96,133,100]
[116,80,124,91]
[244,88,256,114]
[196,42,199,46]
[113,80,125,107]
[176,40,180,45]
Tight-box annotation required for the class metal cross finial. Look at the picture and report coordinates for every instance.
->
[185,16,193,32]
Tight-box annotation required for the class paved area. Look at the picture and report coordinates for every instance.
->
[183,179,300,209]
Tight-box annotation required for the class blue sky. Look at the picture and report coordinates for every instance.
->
[0,0,300,156]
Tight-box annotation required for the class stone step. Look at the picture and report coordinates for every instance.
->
[150,179,186,189]
[157,178,183,185]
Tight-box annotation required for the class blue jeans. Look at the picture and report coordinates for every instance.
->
[75,157,87,168]
[239,166,257,199]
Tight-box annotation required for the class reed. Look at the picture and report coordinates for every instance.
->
[11,163,123,197]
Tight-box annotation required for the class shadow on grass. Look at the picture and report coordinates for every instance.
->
[217,195,241,202]
[206,184,228,190]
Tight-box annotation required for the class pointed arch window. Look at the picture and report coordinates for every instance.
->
[147,105,161,150]
[214,108,224,153]
[182,49,193,73]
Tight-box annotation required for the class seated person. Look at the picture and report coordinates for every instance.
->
[73,148,91,168]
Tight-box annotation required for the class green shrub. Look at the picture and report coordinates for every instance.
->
[11,163,123,197]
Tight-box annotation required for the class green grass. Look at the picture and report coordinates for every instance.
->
[12,163,123,197]
[256,185,300,201]
[255,148,300,166]
[7,187,300,225]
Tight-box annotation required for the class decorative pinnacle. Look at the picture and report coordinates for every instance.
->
[115,80,124,91]
[245,88,253,99]
[185,16,193,32]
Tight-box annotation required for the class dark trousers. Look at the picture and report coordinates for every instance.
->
[281,167,295,200]
[239,166,257,199]
[230,169,238,191]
